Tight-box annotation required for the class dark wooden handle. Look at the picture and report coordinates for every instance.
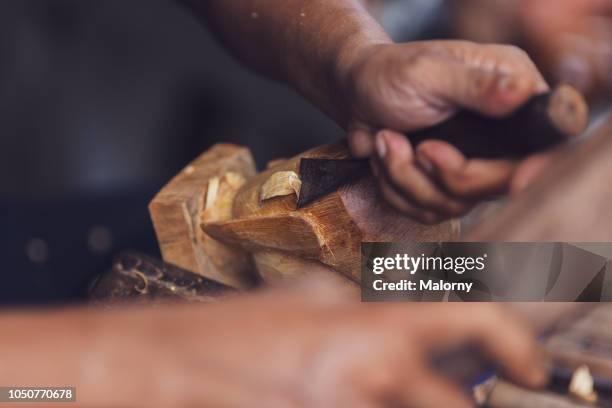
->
[406,84,589,159]
[297,86,588,208]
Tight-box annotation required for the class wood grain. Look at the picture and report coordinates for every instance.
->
[149,143,257,289]
[90,252,234,304]
[203,142,459,283]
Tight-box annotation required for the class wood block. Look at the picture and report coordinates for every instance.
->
[89,252,234,304]
[203,142,460,283]
[149,143,258,289]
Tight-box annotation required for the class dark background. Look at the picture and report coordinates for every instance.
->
[1,0,610,305]
[0,0,342,305]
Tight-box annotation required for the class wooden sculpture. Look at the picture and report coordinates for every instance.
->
[149,142,459,289]
[149,85,587,289]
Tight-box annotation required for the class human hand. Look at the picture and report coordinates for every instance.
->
[337,40,558,224]
[516,0,612,99]
[451,0,612,100]
[83,285,546,407]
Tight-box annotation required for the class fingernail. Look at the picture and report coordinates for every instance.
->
[417,153,433,174]
[375,131,387,159]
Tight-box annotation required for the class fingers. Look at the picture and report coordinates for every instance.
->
[371,159,442,225]
[396,367,474,408]
[416,140,517,197]
[510,152,553,194]
[406,304,548,389]
[353,130,518,221]
[339,335,473,408]
[372,130,472,223]
[468,307,548,389]
[346,41,553,219]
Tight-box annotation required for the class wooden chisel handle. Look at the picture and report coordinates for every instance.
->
[405,84,589,159]
[296,85,588,208]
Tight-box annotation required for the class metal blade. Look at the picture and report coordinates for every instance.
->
[297,158,369,208]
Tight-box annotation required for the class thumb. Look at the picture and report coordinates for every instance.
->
[430,61,541,117]
[412,44,549,117]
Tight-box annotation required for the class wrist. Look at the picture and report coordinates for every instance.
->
[331,33,392,128]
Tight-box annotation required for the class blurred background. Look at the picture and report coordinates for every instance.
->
[0,0,610,305]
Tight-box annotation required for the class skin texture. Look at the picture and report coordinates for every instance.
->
[0,284,547,408]
[192,0,564,224]
[344,41,551,223]
[517,0,612,100]
[0,3,559,407]
[451,0,612,102]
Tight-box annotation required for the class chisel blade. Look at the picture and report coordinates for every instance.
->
[297,158,369,208]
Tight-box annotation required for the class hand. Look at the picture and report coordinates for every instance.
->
[80,285,546,407]
[516,0,612,99]
[338,40,556,224]
[452,0,612,99]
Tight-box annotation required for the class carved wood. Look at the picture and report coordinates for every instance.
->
[149,144,258,289]
[202,142,459,283]
[150,142,459,286]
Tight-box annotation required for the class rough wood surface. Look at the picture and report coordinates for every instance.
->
[90,252,234,304]
[203,142,459,283]
[149,143,257,289]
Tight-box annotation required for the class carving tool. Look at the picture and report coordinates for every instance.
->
[297,85,589,208]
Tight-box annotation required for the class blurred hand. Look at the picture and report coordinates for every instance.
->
[339,40,556,224]
[90,286,547,407]
[451,0,612,101]
[517,0,612,99]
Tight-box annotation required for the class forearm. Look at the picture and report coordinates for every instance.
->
[189,0,391,127]
[0,305,301,408]
[0,308,171,408]
[0,310,86,383]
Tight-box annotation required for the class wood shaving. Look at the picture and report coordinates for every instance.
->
[569,365,598,404]
[205,177,220,211]
[260,171,302,202]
